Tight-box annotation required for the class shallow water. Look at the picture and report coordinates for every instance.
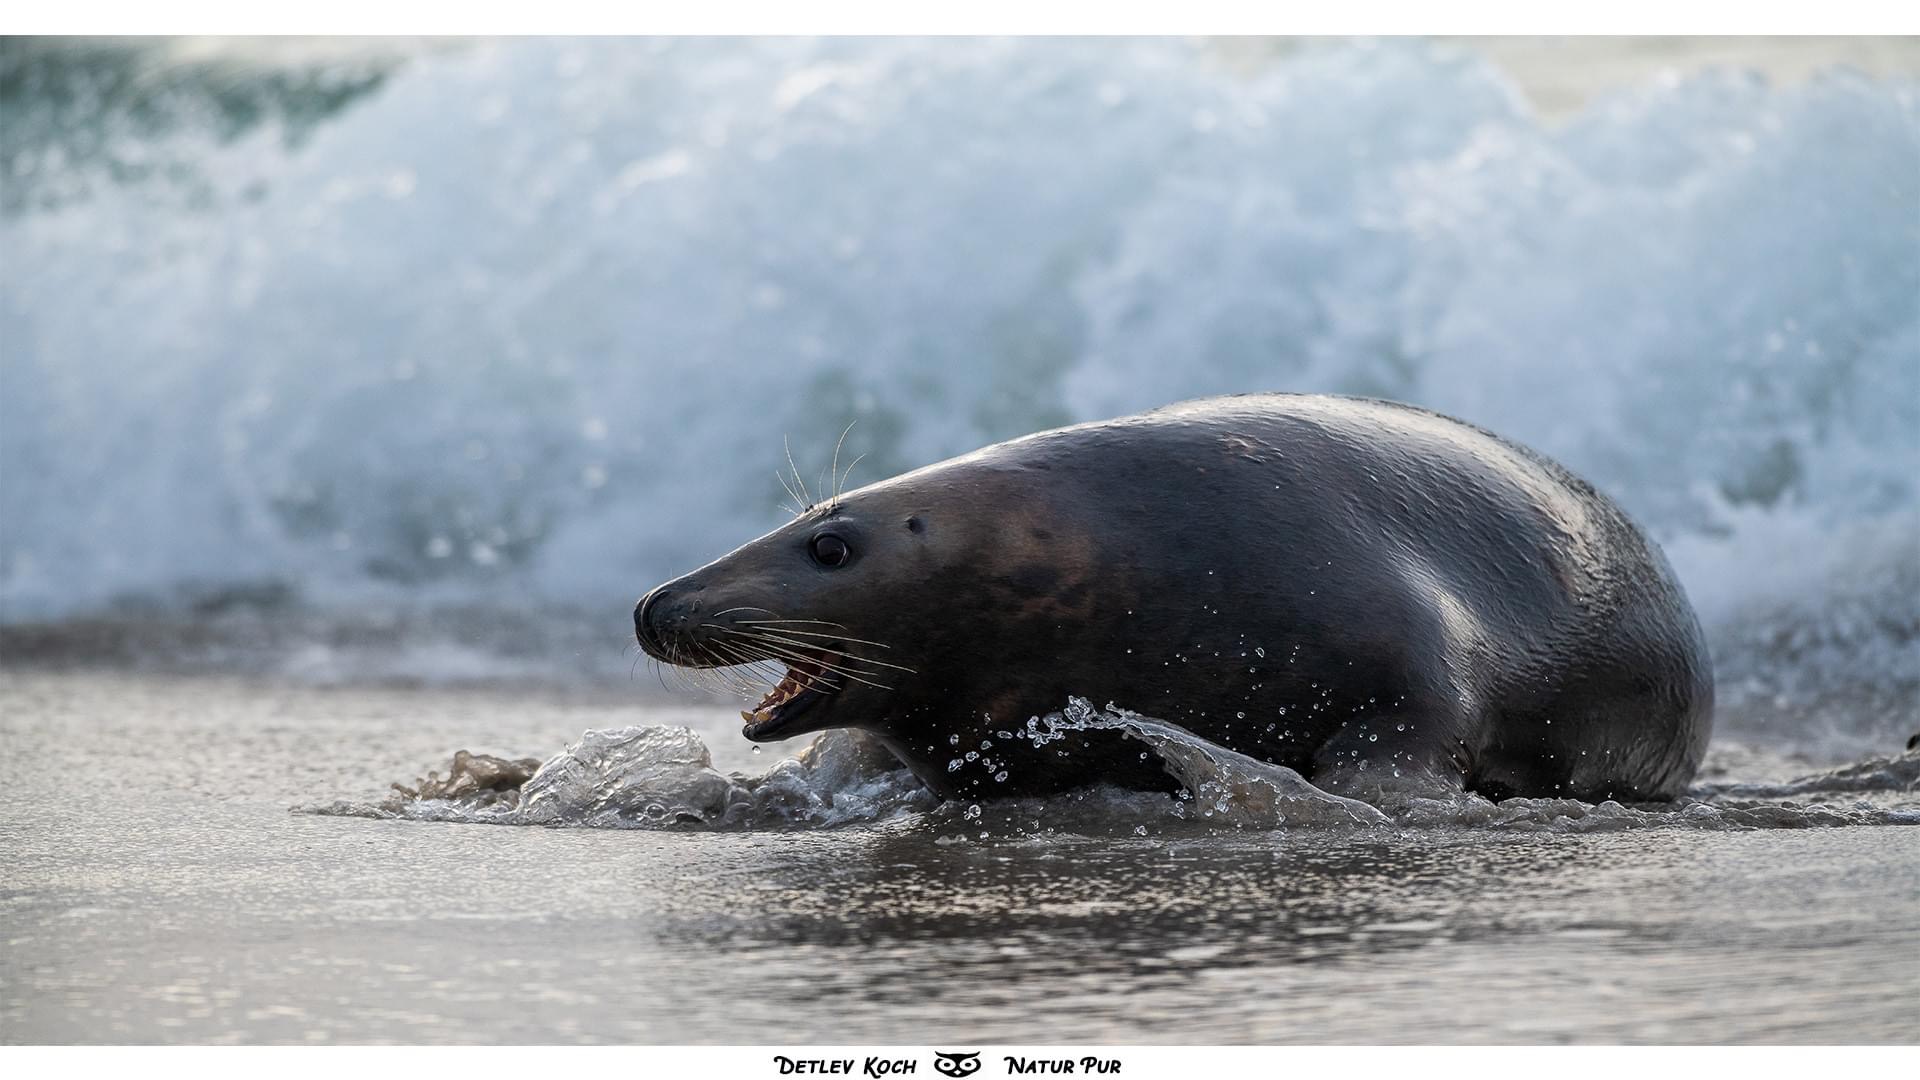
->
[4,670,1916,1044]
[5,34,1918,1047]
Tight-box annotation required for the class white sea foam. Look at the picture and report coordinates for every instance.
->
[5,39,1916,741]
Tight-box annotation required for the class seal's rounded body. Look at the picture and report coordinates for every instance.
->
[637,394,1713,803]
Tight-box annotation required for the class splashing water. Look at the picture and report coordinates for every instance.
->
[1030,699,1391,829]
[311,698,1920,835]
[312,725,936,829]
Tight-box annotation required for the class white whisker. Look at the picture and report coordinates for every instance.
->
[720,631,901,690]
[784,434,814,510]
[826,420,856,510]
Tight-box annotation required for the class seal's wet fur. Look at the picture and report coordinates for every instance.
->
[637,394,1714,803]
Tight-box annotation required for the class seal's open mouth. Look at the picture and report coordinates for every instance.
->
[741,651,843,740]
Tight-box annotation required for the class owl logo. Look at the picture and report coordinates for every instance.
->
[933,1052,981,1078]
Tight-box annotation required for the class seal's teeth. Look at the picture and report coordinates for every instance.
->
[745,664,830,722]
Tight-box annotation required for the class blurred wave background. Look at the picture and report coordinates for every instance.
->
[1,36,1915,748]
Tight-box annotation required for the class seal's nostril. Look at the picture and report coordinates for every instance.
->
[635,588,670,651]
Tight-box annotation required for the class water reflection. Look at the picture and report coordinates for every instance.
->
[643,828,1601,969]
[587,827,1913,1042]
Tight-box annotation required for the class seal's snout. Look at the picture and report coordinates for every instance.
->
[634,570,869,743]
[633,585,680,661]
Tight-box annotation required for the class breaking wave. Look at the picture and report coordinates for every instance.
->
[4,38,1916,744]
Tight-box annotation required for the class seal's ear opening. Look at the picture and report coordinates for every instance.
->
[905,515,925,534]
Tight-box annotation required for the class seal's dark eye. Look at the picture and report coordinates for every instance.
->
[810,533,851,568]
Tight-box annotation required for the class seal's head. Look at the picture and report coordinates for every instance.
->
[634,453,1071,745]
